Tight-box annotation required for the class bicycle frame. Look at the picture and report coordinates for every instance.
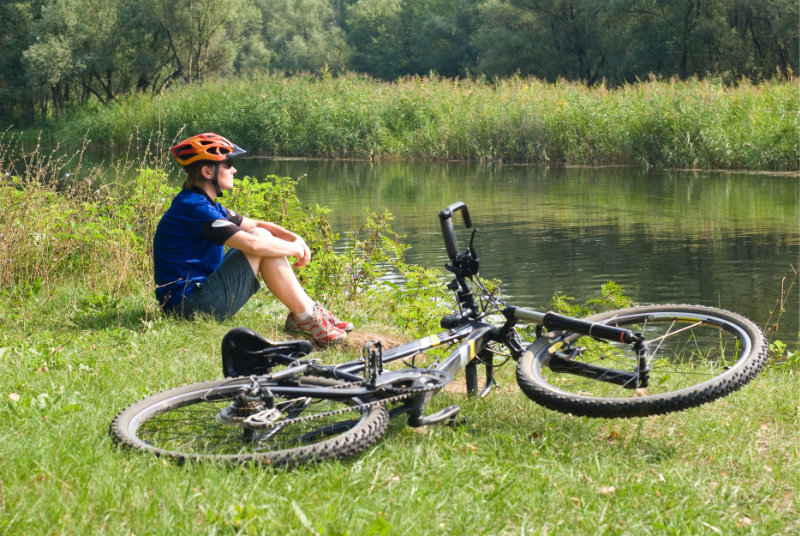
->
[242,201,647,426]
[111,201,767,465]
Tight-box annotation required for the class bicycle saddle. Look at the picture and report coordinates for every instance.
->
[221,327,313,378]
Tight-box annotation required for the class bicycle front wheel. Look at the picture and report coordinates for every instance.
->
[516,305,767,418]
[111,375,389,466]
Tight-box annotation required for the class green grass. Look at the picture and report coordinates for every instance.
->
[1,286,798,535]
[1,137,797,535]
[35,74,800,171]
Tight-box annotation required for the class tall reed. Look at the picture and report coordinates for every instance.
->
[51,74,799,170]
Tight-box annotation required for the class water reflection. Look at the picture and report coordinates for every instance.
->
[235,159,799,341]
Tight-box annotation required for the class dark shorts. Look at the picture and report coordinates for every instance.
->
[168,249,261,321]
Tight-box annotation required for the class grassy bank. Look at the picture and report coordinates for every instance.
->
[1,148,798,534]
[35,74,800,171]
[2,286,798,535]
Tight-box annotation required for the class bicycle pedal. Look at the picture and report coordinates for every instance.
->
[408,405,461,427]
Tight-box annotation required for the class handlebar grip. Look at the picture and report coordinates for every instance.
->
[543,312,641,344]
[438,202,472,261]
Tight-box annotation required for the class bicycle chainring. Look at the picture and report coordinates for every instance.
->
[372,369,452,394]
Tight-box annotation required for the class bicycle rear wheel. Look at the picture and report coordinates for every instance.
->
[111,375,389,466]
[516,305,767,418]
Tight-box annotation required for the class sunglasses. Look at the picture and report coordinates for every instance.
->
[220,161,233,169]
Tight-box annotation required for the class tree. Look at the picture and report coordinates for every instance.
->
[473,0,547,78]
[473,0,613,84]
[345,0,478,79]
[74,0,132,104]
[259,0,350,73]
[726,0,798,80]
[22,0,83,116]
[471,0,798,84]
[132,0,262,84]
[403,0,479,77]
[0,1,45,123]
[1,0,797,125]
[345,0,407,78]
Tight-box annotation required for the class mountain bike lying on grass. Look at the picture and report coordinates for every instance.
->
[112,202,768,467]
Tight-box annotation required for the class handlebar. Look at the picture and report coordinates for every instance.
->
[505,307,641,343]
[438,202,472,262]
[542,312,642,344]
[438,202,642,345]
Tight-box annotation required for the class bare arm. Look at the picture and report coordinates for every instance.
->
[227,217,311,267]
[242,217,300,241]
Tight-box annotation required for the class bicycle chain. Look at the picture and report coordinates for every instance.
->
[241,375,444,429]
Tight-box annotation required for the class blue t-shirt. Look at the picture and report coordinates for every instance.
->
[153,188,243,308]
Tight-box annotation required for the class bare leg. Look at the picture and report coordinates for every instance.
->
[237,230,349,343]
[258,256,314,314]
[239,228,314,315]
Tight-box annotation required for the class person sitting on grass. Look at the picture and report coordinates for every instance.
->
[152,132,352,345]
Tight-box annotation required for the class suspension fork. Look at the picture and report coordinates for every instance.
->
[465,348,496,397]
[464,312,529,397]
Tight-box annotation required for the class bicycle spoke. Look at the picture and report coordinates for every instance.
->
[129,386,380,457]
[518,305,766,417]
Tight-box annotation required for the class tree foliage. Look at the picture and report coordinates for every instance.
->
[1,0,796,124]
[262,0,350,72]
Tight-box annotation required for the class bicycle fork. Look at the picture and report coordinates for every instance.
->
[407,325,500,426]
[465,349,497,398]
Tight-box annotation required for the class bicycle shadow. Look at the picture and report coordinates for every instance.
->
[389,393,680,464]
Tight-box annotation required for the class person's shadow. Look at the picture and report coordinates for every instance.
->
[68,294,160,331]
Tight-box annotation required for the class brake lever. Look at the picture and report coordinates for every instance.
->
[454,228,480,276]
[468,228,478,257]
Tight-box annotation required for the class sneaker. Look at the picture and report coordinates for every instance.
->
[285,308,347,345]
[314,302,354,332]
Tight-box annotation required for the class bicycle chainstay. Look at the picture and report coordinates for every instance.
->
[239,369,450,429]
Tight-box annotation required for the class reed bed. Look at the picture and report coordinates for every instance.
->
[51,74,799,171]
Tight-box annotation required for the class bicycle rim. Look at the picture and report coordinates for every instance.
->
[516,305,767,418]
[111,376,389,466]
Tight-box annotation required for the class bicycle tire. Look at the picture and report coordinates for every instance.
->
[516,304,767,418]
[111,375,389,466]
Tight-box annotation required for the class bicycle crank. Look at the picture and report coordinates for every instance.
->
[372,369,452,394]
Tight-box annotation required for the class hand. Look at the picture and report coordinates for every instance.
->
[292,239,311,268]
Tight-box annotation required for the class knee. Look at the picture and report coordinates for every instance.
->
[250,227,273,238]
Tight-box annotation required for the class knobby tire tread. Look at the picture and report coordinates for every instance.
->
[515,304,768,418]
[110,376,389,467]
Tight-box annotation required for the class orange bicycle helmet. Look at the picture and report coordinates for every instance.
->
[171,133,246,166]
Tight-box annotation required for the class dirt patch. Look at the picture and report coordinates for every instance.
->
[344,331,409,353]
[443,376,468,394]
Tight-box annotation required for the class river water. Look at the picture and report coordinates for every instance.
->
[235,159,799,342]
